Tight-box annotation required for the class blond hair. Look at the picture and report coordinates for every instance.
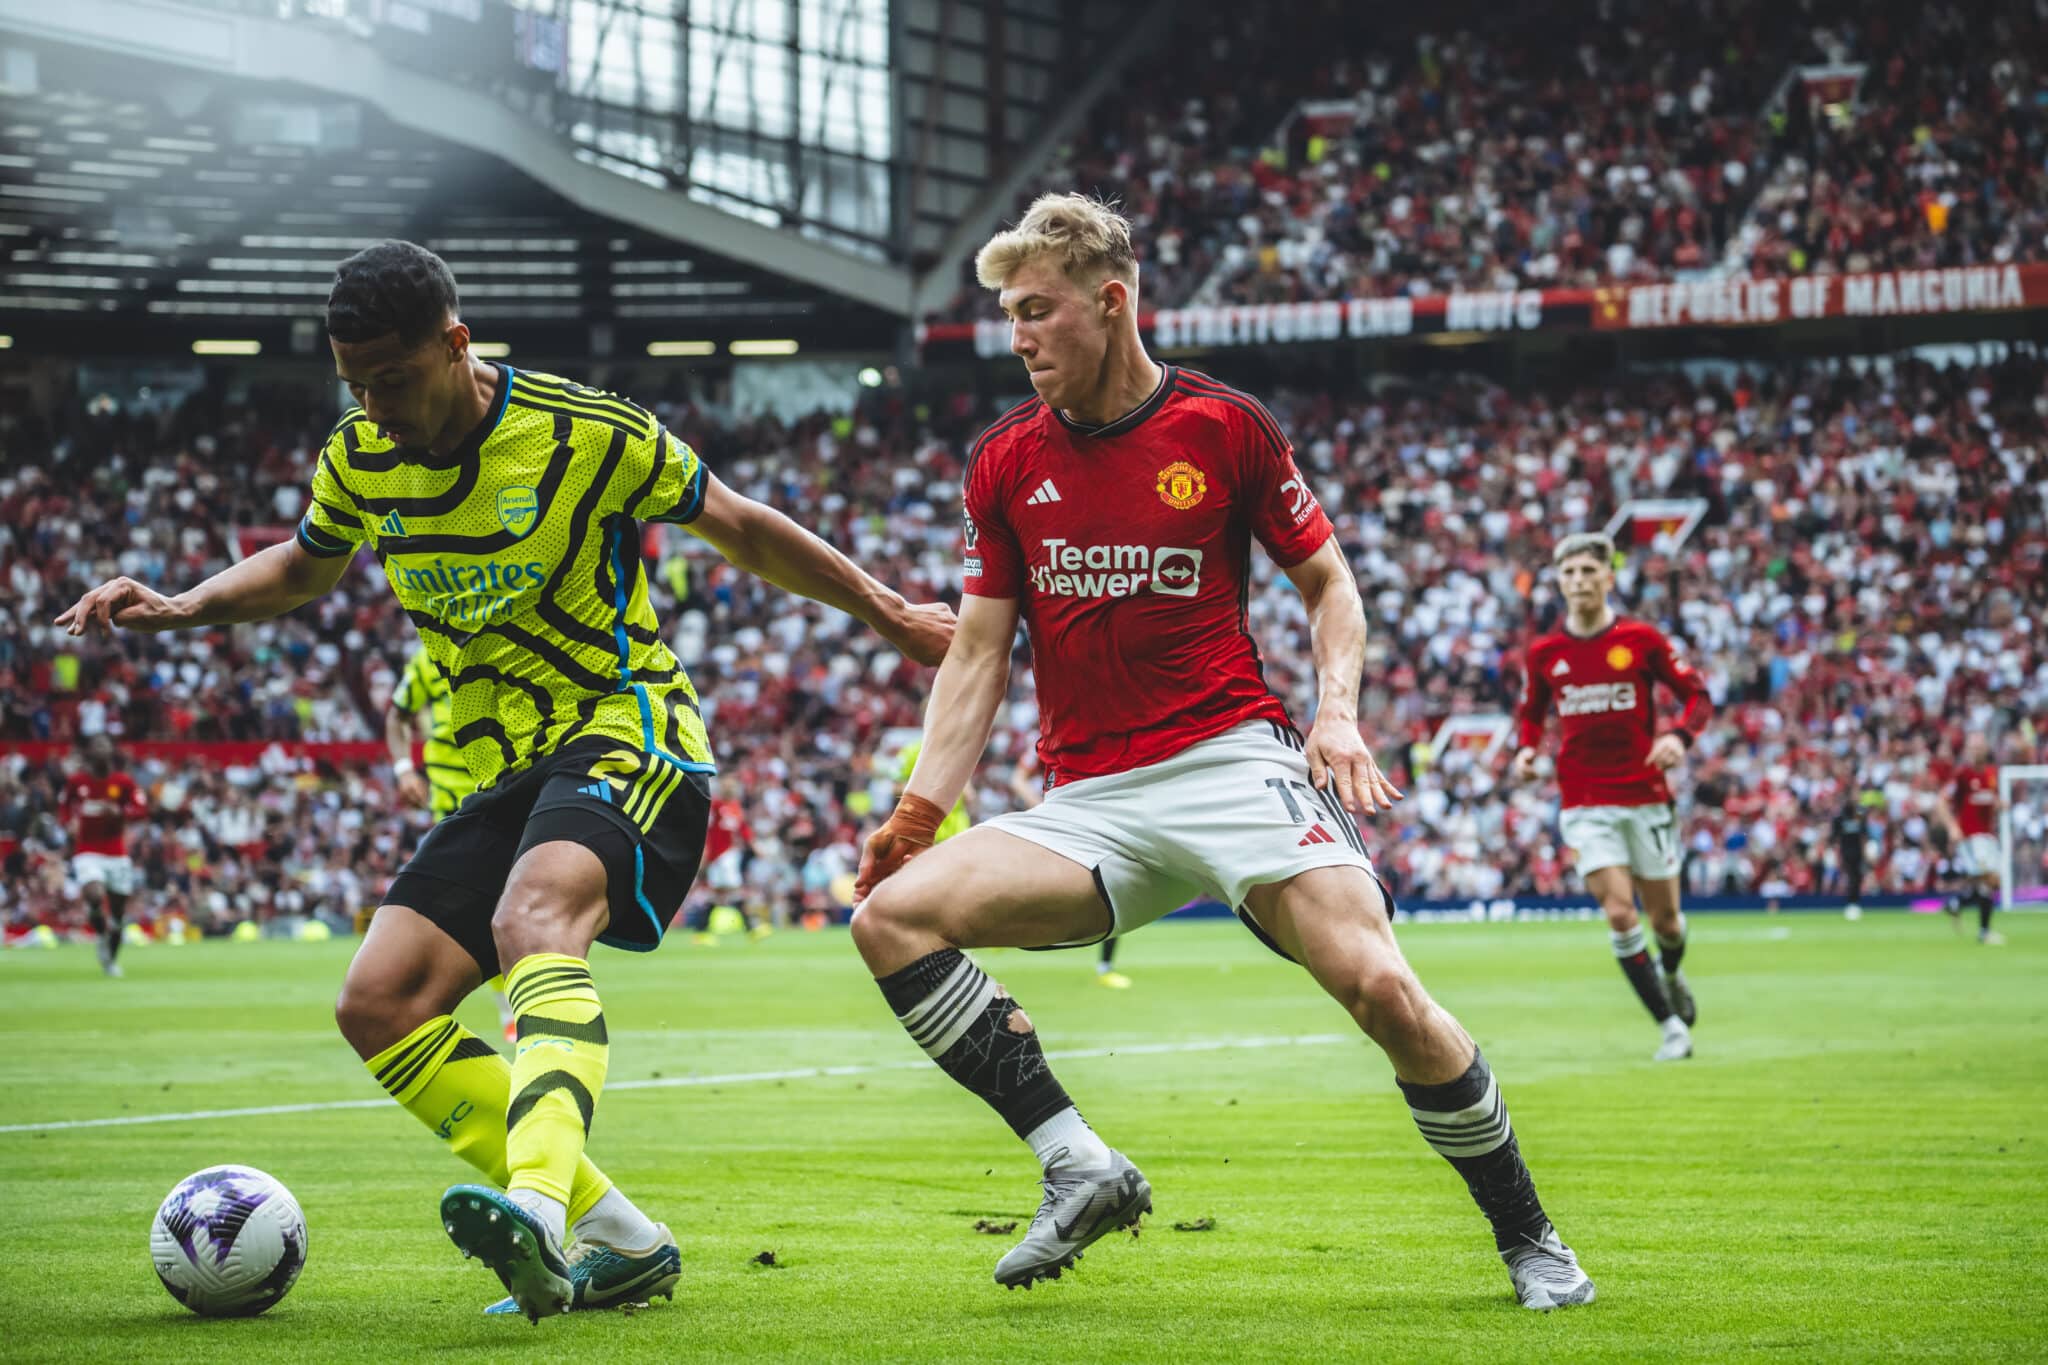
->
[1552,532,1616,567]
[975,192,1138,292]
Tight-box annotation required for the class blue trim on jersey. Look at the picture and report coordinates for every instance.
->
[652,458,707,525]
[295,516,351,557]
[629,682,716,775]
[607,521,633,681]
[610,516,717,776]
[489,364,515,430]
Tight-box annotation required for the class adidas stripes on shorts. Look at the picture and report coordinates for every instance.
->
[982,719,1376,946]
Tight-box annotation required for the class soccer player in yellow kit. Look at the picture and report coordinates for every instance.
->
[387,645,518,1042]
[58,240,952,1321]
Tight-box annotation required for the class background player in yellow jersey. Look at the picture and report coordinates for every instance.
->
[386,645,517,1042]
[894,739,971,842]
[1004,749,1128,987]
[387,644,476,820]
[57,240,953,1322]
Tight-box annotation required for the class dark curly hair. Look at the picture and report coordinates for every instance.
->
[325,240,459,346]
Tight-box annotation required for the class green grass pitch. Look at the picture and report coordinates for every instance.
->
[2,912,2043,1363]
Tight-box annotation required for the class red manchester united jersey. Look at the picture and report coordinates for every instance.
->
[962,366,1333,784]
[61,770,146,856]
[1515,617,1712,809]
[1951,765,1998,838]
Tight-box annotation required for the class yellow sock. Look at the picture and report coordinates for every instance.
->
[503,954,609,1208]
[365,1015,613,1223]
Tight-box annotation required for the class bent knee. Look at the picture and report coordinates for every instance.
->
[851,879,951,959]
[334,977,422,1060]
[1600,899,1640,929]
[1335,962,1430,1037]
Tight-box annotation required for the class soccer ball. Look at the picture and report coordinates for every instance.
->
[150,1165,307,1316]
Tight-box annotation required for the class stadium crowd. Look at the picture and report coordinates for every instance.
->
[933,0,2046,319]
[3,347,2046,936]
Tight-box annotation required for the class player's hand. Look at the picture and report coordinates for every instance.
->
[396,770,430,808]
[1305,713,1403,818]
[853,793,947,902]
[1512,746,1540,782]
[880,600,957,667]
[1646,734,1687,771]
[54,577,188,636]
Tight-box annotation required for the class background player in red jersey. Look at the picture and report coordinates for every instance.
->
[60,736,148,977]
[1938,733,2003,945]
[851,194,1593,1312]
[1513,533,1712,1061]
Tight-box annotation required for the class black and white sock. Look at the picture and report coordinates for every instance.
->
[1399,1049,1551,1252]
[1655,913,1687,975]
[1974,891,1995,935]
[876,949,1103,1166]
[1612,925,1673,1022]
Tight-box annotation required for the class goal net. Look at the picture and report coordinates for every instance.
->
[2000,765,2048,912]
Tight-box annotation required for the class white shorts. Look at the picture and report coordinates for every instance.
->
[70,851,139,896]
[704,847,745,891]
[983,719,1376,947]
[1560,803,1680,881]
[1956,833,2001,879]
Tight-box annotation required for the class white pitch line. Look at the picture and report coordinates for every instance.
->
[0,1033,1352,1136]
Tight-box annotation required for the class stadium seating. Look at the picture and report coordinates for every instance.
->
[933,0,2045,320]
[5,351,2044,930]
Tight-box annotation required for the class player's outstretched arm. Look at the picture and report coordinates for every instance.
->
[384,704,431,809]
[854,592,1018,900]
[1282,538,1402,817]
[54,539,350,637]
[688,472,954,665]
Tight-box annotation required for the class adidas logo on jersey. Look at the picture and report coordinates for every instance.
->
[379,510,407,538]
[1298,824,1337,847]
[575,781,611,803]
[1551,659,1570,677]
[1025,479,1062,506]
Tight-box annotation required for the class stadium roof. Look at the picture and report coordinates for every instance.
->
[0,39,909,355]
[0,0,1176,355]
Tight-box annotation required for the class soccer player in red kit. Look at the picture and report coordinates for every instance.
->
[1513,533,1712,1060]
[851,194,1593,1311]
[60,736,148,977]
[1938,733,2003,944]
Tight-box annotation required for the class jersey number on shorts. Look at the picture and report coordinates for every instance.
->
[587,749,684,832]
[1265,776,1367,855]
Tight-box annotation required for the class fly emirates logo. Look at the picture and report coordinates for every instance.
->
[1029,539,1203,599]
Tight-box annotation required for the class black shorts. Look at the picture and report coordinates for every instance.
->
[386,736,712,976]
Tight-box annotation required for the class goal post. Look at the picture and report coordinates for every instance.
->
[1998,765,2048,911]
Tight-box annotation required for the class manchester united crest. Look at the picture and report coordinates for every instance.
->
[1156,461,1207,510]
[1606,644,1635,671]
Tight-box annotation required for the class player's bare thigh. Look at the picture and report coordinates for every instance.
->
[851,825,1109,974]
[1241,865,1470,1083]
[335,903,486,1059]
